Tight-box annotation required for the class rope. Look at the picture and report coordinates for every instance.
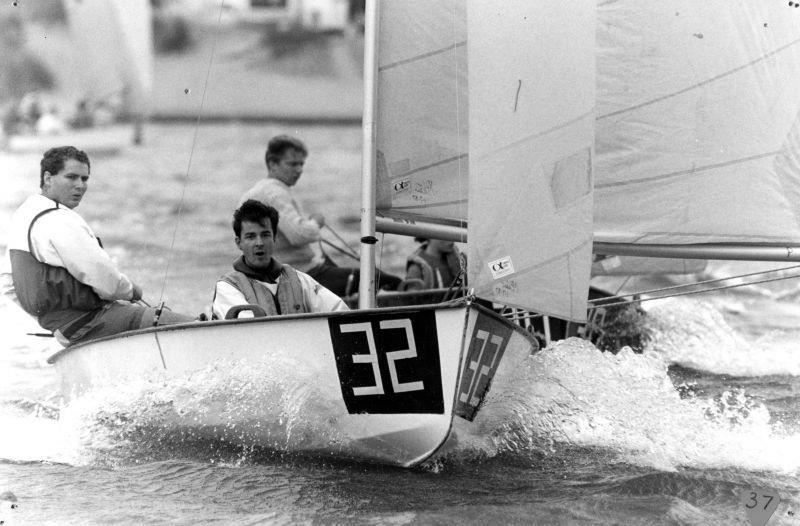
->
[156,0,226,307]
[321,238,359,261]
[323,224,359,258]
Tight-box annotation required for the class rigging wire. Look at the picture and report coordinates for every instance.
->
[502,266,800,322]
[451,1,466,303]
[156,1,227,307]
[587,263,800,306]
[377,232,386,296]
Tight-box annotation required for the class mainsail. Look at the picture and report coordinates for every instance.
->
[372,1,596,321]
[594,0,800,257]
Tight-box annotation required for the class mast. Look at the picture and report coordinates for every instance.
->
[358,0,379,309]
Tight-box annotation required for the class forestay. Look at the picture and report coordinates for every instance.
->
[374,1,596,322]
[594,0,800,249]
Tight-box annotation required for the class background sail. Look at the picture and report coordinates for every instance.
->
[594,0,800,247]
[374,0,468,226]
[467,1,595,321]
[63,0,153,117]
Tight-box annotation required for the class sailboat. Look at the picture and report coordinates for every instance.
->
[46,0,800,468]
[6,0,152,154]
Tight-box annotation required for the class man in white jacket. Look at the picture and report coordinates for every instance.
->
[0,146,193,346]
[212,200,348,320]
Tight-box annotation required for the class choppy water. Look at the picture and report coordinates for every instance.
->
[2,124,800,525]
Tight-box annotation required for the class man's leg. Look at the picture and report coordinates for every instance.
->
[309,264,403,296]
[65,302,193,345]
[308,264,358,296]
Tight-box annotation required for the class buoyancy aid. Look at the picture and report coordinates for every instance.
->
[405,246,465,289]
[9,206,105,331]
[218,263,309,316]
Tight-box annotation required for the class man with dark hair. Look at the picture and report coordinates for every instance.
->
[240,134,401,296]
[212,199,347,320]
[0,146,193,346]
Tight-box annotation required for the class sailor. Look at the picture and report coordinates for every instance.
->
[212,199,348,319]
[402,238,466,291]
[240,134,401,296]
[0,146,194,346]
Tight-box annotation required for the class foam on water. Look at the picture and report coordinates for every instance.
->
[473,337,800,474]
[51,353,353,466]
[2,294,799,475]
[644,297,800,376]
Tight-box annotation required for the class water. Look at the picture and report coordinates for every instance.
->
[2,124,800,525]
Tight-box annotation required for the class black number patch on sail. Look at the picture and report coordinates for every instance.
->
[455,313,512,421]
[329,310,444,414]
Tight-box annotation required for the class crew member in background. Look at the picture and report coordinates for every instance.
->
[403,237,466,291]
[0,146,193,346]
[212,199,348,319]
[240,134,401,296]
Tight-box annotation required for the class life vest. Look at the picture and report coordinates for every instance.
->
[218,264,308,316]
[9,206,105,331]
[405,247,465,289]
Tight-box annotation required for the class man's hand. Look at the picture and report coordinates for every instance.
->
[131,283,143,302]
[309,213,326,228]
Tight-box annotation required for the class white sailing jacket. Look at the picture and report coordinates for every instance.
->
[1,194,137,311]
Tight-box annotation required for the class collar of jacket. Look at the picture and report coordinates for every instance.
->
[232,256,283,284]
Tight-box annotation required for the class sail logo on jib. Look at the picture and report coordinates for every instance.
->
[488,256,515,279]
[392,178,410,194]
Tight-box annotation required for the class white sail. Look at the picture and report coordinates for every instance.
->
[374,0,468,226]
[467,1,595,321]
[63,0,153,116]
[374,1,595,321]
[594,0,800,249]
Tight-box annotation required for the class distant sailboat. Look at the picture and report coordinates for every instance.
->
[6,0,153,153]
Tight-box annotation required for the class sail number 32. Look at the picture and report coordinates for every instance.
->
[329,311,445,414]
[341,320,424,396]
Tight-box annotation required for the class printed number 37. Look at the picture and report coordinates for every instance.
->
[745,492,774,510]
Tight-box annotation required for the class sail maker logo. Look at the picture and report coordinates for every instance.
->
[455,313,512,421]
[488,256,515,279]
[392,178,410,194]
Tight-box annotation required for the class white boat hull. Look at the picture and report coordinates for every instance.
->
[48,302,538,467]
[6,125,133,156]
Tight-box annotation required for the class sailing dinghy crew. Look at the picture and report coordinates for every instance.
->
[402,238,466,291]
[0,146,194,346]
[212,199,348,319]
[240,134,402,296]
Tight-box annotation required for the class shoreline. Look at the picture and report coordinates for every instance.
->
[149,112,361,126]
